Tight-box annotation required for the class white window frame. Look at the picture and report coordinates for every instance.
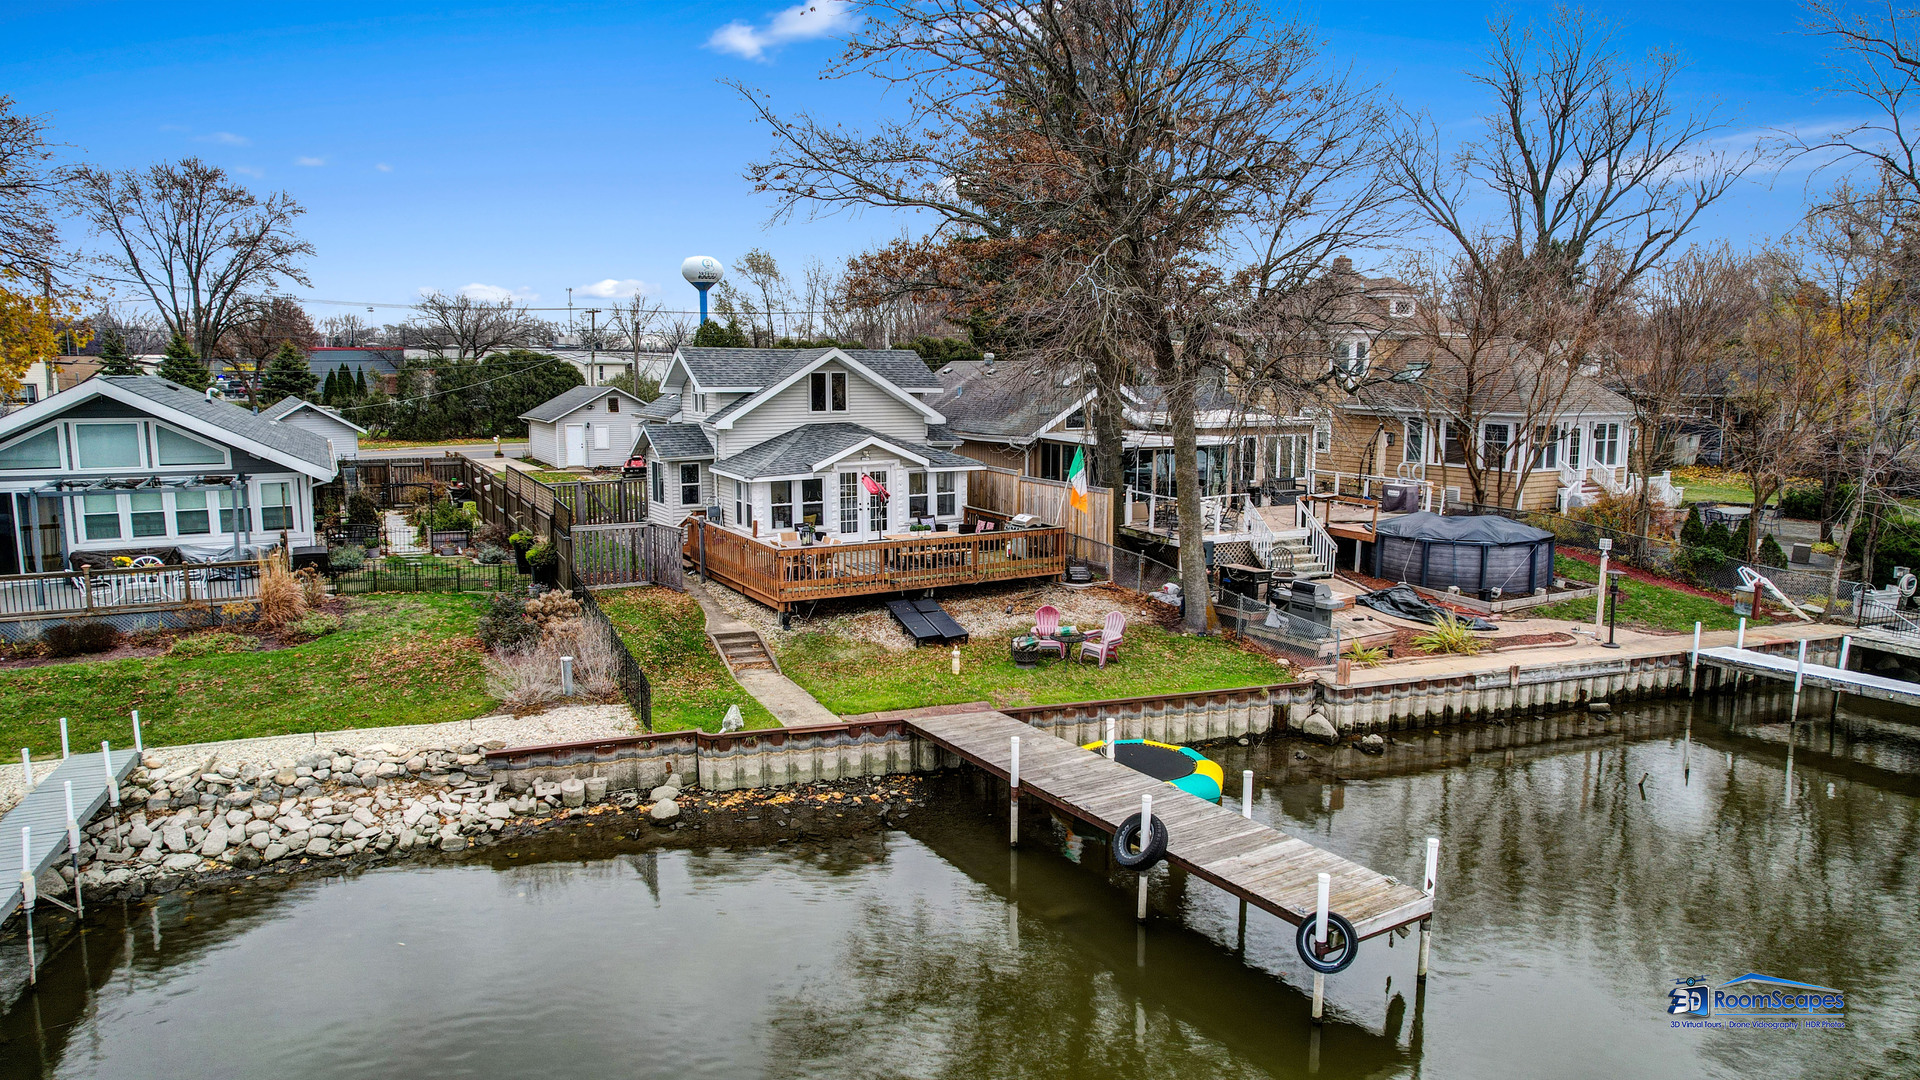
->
[908,471,929,520]
[152,421,230,468]
[259,481,296,532]
[1481,422,1512,470]
[771,480,794,529]
[810,371,848,413]
[651,461,665,504]
[0,426,64,471]
[1403,420,1424,464]
[936,472,957,517]
[733,478,746,529]
[71,420,146,472]
[866,469,888,533]
[838,472,860,533]
[679,463,701,506]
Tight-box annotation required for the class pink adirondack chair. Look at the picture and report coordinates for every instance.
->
[1033,604,1067,658]
[1080,611,1126,667]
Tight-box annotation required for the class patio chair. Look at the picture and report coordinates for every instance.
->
[123,555,179,604]
[1080,611,1127,668]
[1032,604,1067,659]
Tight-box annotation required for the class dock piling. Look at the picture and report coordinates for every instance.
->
[1418,837,1439,983]
[1242,770,1254,819]
[1008,737,1020,848]
[1689,622,1701,697]
[1105,718,1116,759]
[1792,640,1809,719]
[59,718,69,760]
[1838,636,1852,672]
[20,748,32,790]
[132,709,143,754]
[101,742,118,807]
[1135,792,1152,922]
[63,780,83,919]
[1311,872,1331,1023]
[19,825,36,987]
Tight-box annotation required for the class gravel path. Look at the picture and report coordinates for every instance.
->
[0,704,637,815]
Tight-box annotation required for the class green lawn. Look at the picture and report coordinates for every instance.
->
[357,437,502,450]
[1530,554,1760,632]
[527,470,588,485]
[1,594,496,759]
[1673,467,1762,506]
[778,626,1291,716]
[595,588,780,732]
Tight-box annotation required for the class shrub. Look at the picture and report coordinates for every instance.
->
[477,591,540,651]
[288,611,342,638]
[1757,533,1788,568]
[473,543,509,565]
[484,618,621,709]
[1776,487,1824,520]
[474,521,510,548]
[523,589,583,632]
[527,540,557,568]
[40,620,123,657]
[1342,644,1387,667]
[1412,615,1485,656]
[167,631,258,658]
[329,544,366,572]
[294,565,328,606]
[346,492,380,526]
[256,556,308,629]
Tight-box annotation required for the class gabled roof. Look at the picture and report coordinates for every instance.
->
[927,360,1093,443]
[262,397,370,434]
[0,376,337,479]
[1342,339,1634,417]
[638,422,713,461]
[518,384,645,423]
[637,394,681,421]
[709,423,982,481]
[672,346,941,395]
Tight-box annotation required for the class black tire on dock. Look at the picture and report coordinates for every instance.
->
[1295,912,1359,974]
[1111,812,1169,869]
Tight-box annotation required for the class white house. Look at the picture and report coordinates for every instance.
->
[0,376,338,573]
[635,347,985,540]
[262,397,368,457]
[519,385,649,469]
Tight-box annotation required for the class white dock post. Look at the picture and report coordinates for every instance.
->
[1736,617,1746,650]
[132,709,143,754]
[1689,622,1701,697]
[1838,636,1852,672]
[64,780,83,919]
[1008,736,1020,848]
[1136,792,1152,922]
[1242,769,1255,819]
[1418,836,1439,983]
[1593,539,1611,637]
[19,748,32,791]
[20,825,36,986]
[101,741,119,808]
[1105,718,1116,758]
[560,656,575,697]
[60,718,70,760]
[1311,871,1331,1023]
[1792,639,1808,719]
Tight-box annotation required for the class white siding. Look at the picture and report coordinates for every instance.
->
[527,420,559,467]
[277,408,361,456]
[717,362,933,457]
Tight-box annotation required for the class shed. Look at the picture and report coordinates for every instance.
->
[519,385,648,469]
[263,398,367,457]
[1371,512,1555,598]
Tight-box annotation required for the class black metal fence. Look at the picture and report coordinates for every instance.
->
[572,585,654,731]
[332,560,529,594]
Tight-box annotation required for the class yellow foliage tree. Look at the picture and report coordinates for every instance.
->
[0,275,88,398]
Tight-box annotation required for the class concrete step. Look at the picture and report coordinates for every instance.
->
[711,628,778,673]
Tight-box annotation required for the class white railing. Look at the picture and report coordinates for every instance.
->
[1122,488,1255,537]
[1243,500,1279,569]
[1300,502,1336,570]
[1589,465,1637,497]
[1306,470,1434,513]
[1647,470,1685,507]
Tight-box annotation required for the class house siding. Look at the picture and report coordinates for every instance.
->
[277,409,360,456]
[718,362,930,458]
[955,438,1026,471]
[1326,410,1572,511]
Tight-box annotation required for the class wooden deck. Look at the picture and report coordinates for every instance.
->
[687,518,1066,611]
[904,708,1432,940]
[1698,645,1920,709]
[2,747,142,920]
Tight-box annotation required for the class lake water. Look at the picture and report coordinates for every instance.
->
[3,690,1916,1079]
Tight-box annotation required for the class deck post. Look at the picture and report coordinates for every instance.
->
[20,748,31,790]
[63,780,83,919]
[1736,617,1746,650]
[19,826,35,987]
[1242,770,1254,819]
[59,719,69,760]
[132,709,143,755]
[1689,622,1702,697]
[101,742,118,808]
[1838,636,1852,672]
[1311,871,1331,1023]
[1136,792,1152,922]
[1791,639,1808,719]
[1105,718,1116,758]
[1008,736,1020,848]
[1418,836,1439,982]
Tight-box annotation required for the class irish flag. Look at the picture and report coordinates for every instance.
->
[1067,446,1089,514]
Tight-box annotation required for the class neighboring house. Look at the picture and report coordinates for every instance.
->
[520,385,650,469]
[0,376,338,574]
[262,397,369,457]
[634,346,984,538]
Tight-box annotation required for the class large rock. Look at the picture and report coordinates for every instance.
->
[262,842,290,862]
[648,785,680,803]
[1298,713,1340,745]
[161,853,200,871]
[199,823,229,857]
[128,822,154,847]
[648,799,681,823]
[161,825,190,853]
[438,835,468,853]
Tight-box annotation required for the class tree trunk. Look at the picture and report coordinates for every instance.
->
[1171,383,1208,634]
[1093,384,1126,505]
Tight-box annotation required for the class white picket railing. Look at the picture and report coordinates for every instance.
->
[1244,500,1279,569]
[1122,488,1254,537]
[1300,503,1337,571]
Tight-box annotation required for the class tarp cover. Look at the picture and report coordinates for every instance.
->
[1372,512,1552,544]
[1357,584,1496,630]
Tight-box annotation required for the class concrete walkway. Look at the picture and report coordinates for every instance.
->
[682,577,837,727]
[1341,620,1843,686]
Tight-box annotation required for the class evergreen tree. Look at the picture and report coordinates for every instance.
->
[156,332,210,390]
[691,317,751,348]
[355,368,367,395]
[322,369,338,403]
[96,329,143,376]
[1679,504,1708,549]
[336,363,354,402]
[261,342,319,403]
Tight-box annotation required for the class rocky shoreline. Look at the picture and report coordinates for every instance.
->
[28,738,935,908]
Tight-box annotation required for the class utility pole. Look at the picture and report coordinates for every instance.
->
[584,308,602,387]
[567,287,574,338]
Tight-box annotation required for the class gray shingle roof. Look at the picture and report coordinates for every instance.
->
[637,394,681,421]
[101,377,336,474]
[518,384,636,423]
[639,422,713,460]
[710,423,982,480]
[261,397,368,432]
[927,360,1092,442]
[1342,339,1635,416]
[676,347,941,394]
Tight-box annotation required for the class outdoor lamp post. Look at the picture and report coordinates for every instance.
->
[1603,569,1626,648]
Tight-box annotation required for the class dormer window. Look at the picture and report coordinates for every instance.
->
[1064,407,1086,430]
[810,371,847,412]
[1332,340,1369,364]
[1390,299,1414,317]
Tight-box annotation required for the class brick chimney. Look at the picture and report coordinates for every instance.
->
[1332,255,1354,274]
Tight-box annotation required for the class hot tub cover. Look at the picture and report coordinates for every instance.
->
[1372,512,1552,544]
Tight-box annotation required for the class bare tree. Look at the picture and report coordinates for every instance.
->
[1795,2,1920,206]
[224,295,320,404]
[0,95,68,284]
[320,312,370,347]
[67,158,312,359]
[91,305,169,355]
[734,248,789,345]
[410,291,536,360]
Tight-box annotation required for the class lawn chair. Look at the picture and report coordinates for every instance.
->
[1080,610,1126,668]
[1032,604,1067,659]
[123,554,179,604]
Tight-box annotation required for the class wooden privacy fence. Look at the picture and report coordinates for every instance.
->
[553,478,650,525]
[571,522,685,589]
[967,466,1113,547]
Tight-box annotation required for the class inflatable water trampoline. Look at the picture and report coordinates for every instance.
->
[1081,738,1224,802]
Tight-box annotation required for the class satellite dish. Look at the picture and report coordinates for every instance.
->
[681,256,725,286]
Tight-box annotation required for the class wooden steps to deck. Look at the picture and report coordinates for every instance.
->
[710,628,779,674]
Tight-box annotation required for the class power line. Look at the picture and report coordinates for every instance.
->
[289,293,843,318]
[326,352,596,414]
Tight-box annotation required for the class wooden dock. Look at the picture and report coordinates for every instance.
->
[1697,645,1920,709]
[1,747,141,919]
[903,709,1433,940]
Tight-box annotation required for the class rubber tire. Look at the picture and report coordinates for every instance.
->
[1112,812,1169,869]
[1295,912,1359,974]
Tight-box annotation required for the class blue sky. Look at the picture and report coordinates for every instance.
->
[1,1,1878,324]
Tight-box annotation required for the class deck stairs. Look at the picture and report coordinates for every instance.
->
[1269,536,1331,580]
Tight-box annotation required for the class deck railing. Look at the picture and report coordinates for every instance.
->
[1306,470,1434,512]
[687,519,1067,611]
[0,560,263,621]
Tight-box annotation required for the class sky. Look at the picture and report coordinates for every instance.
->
[0,0,1884,327]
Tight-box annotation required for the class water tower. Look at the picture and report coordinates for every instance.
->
[681,256,725,324]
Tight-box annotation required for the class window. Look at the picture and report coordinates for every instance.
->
[1592,422,1621,466]
[936,472,956,517]
[1391,299,1414,317]
[216,489,239,533]
[838,473,860,533]
[174,490,210,535]
[0,428,60,470]
[260,482,293,531]
[75,423,141,469]
[651,461,665,504]
[695,394,707,415]
[771,481,794,529]
[1532,425,1559,469]
[1315,428,1331,455]
[733,479,746,528]
[1036,442,1069,480]
[594,425,611,451]
[1482,423,1511,469]
[1404,421,1424,464]
[607,396,619,413]
[1565,426,1582,467]
[908,472,929,519]
[867,471,889,532]
[1444,422,1469,465]
[679,464,701,506]
[130,491,167,537]
[83,493,121,540]
[801,479,824,527]
[1064,407,1086,430]
[154,426,225,466]
[810,371,847,412]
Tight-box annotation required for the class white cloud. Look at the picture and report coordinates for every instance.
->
[375,163,393,172]
[233,166,264,178]
[444,283,539,303]
[576,278,659,299]
[295,156,326,167]
[707,1,858,60]
[197,131,250,146]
